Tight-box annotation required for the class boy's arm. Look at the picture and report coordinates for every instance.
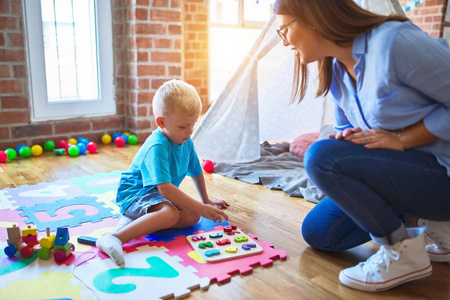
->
[157,182,228,222]
[191,174,230,208]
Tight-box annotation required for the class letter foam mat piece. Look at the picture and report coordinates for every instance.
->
[150,225,287,284]
[3,181,87,208]
[75,245,210,300]
[18,196,119,232]
[145,216,229,243]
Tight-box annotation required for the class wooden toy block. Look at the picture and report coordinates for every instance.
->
[191,235,206,242]
[198,242,213,249]
[39,227,55,249]
[6,224,22,247]
[242,243,257,250]
[187,228,263,262]
[209,232,223,238]
[55,227,70,246]
[205,249,220,257]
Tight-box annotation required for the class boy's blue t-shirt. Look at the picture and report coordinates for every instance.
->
[116,128,203,214]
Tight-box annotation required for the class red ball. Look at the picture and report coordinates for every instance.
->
[65,143,74,151]
[57,140,68,149]
[114,136,125,147]
[86,142,97,153]
[202,160,214,173]
[0,150,7,163]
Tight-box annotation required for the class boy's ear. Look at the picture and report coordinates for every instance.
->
[156,116,165,128]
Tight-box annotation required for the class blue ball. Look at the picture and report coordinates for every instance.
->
[79,138,90,145]
[121,134,128,144]
[77,143,87,154]
[77,137,86,144]
[112,132,121,140]
[15,144,26,153]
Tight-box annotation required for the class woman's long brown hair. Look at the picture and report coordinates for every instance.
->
[273,0,409,103]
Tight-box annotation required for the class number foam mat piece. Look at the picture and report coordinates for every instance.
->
[0,171,287,299]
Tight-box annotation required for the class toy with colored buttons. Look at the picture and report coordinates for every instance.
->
[186,228,263,262]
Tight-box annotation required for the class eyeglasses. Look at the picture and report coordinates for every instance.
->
[276,19,296,43]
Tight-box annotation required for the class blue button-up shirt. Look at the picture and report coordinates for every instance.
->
[330,21,450,176]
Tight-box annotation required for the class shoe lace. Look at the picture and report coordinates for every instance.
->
[361,245,400,280]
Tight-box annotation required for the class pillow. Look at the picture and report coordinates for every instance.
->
[289,132,320,160]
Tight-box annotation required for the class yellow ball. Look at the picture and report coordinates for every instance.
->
[31,145,43,157]
[124,132,131,137]
[68,138,78,145]
[101,134,112,144]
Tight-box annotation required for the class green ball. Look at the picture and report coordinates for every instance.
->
[19,146,31,158]
[5,148,17,160]
[44,140,55,151]
[128,134,138,145]
[68,145,80,157]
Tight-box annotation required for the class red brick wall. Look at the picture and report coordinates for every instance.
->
[399,0,447,37]
[184,0,209,112]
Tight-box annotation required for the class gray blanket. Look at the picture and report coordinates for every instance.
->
[213,142,325,203]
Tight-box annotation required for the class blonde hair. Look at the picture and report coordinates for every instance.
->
[273,0,409,102]
[152,80,202,117]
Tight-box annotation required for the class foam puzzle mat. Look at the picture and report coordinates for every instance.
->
[0,171,287,299]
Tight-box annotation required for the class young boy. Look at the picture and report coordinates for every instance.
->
[96,80,230,265]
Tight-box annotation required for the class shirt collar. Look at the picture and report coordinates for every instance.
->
[352,32,367,57]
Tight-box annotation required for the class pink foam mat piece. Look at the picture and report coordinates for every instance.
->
[150,227,287,284]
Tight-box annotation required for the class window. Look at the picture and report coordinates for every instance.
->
[24,0,115,121]
[209,0,275,102]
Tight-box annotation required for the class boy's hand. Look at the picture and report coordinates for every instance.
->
[206,199,230,209]
[199,203,229,223]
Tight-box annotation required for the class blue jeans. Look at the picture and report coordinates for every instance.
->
[302,139,450,251]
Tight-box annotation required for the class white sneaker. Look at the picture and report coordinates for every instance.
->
[418,219,450,262]
[339,227,432,292]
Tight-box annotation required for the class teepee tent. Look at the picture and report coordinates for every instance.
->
[192,0,405,163]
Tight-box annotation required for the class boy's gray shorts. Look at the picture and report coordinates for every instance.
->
[123,188,171,220]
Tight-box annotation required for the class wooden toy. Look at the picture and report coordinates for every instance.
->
[53,227,75,262]
[38,227,55,260]
[4,224,39,258]
[187,228,263,262]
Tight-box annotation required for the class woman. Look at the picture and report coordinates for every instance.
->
[273,0,450,292]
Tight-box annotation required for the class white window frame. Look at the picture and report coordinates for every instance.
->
[23,0,115,121]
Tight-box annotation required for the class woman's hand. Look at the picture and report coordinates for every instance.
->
[330,127,363,140]
[199,203,229,223]
[343,128,404,151]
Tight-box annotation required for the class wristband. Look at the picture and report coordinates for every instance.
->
[396,131,406,151]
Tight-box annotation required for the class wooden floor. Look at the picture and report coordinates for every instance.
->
[1,144,449,299]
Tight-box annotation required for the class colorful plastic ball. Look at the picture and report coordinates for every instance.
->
[0,151,7,163]
[5,148,17,160]
[202,160,214,173]
[101,134,112,145]
[19,146,31,158]
[68,145,80,157]
[68,138,78,145]
[114,136,125,147]
[44,140,55,151]
[121,134,128,144]
[128,134,138,145]
[77,137,89,144]
[57,140,68,149]
[15,144,26,153]
[31,145,43,157]
[77,143,87,154]
[86,142,97,153]
[65,143,74,151]
[124,132,131,137]
[112,132,121,140]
